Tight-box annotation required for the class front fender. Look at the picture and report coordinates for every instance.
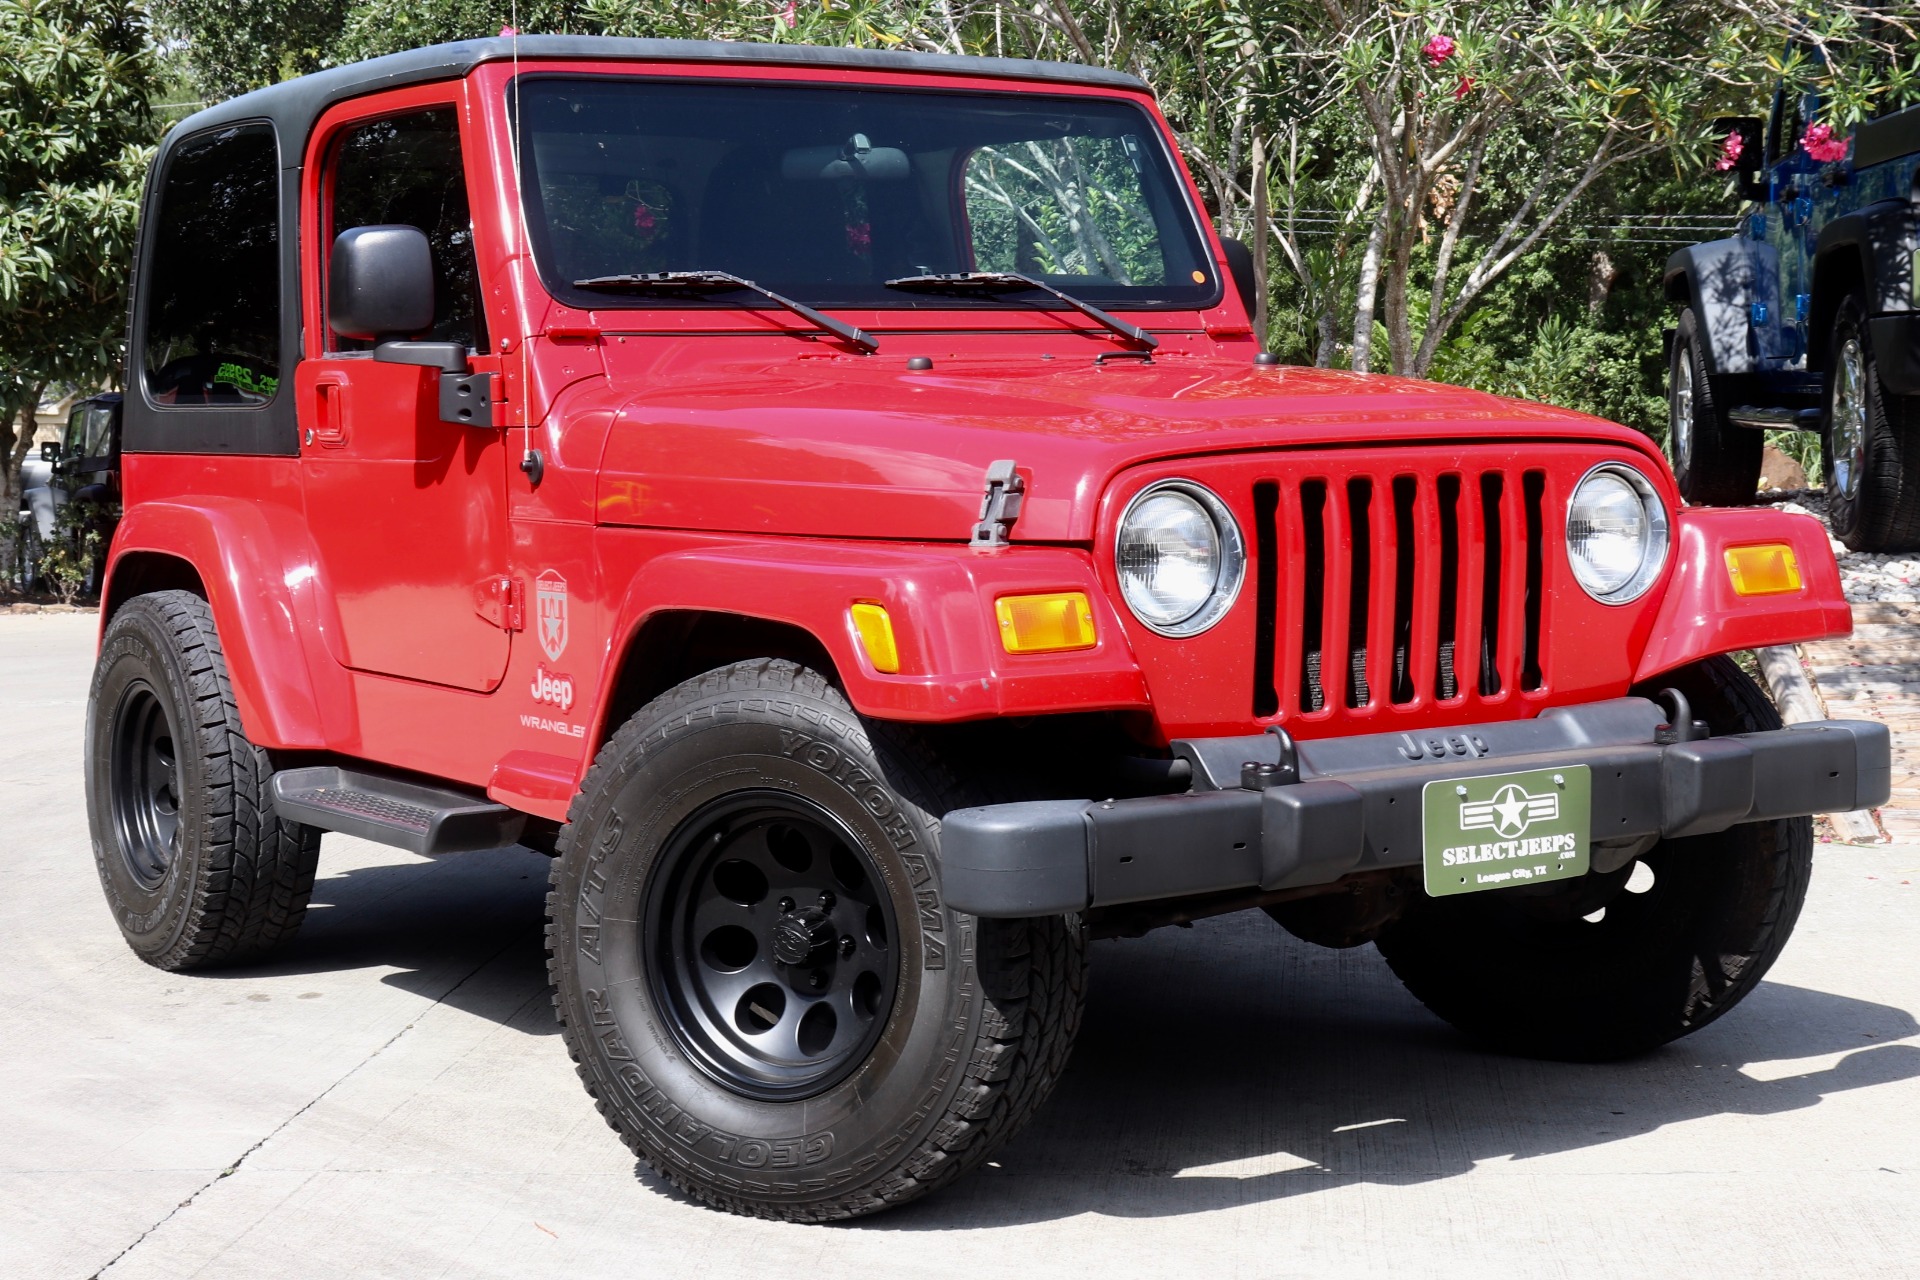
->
[591,535,1151,747]
[1666,238,1775,376]
[1633,507,1850,684]
[102,499,355,749]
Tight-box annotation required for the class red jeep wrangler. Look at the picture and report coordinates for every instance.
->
[87,37,1887,1221]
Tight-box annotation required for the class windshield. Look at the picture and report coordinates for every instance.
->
[514,77,1218,312]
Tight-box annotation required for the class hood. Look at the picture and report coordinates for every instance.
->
[592,343,1659,542]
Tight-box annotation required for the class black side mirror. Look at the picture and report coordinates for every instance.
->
[40,442,60,463]
[1712,116,1769,202]
[1219,236,1259,320]
[329,225,436,342]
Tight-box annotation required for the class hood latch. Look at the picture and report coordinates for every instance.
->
[970,459,1025,548]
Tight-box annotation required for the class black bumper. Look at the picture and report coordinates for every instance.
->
[940,699,1890,918]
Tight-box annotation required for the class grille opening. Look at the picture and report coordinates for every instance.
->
[1252,481,1281,718]
[1435,474,1461,701]
[1390,476,1417,704]
[1478,472,1504,697]
[1345,478,1373,708]
[1299,480,1327,713]
[1522,470,1546,691]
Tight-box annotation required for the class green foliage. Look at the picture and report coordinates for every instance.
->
[38,497,116,604]
[0,0,154,553]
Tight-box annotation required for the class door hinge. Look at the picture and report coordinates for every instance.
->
[474,575,525,631]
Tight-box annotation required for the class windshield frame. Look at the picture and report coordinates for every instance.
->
[506,72,1223,317]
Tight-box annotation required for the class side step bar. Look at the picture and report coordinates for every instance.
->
[270,766,527,856]
[1728,405,1821,431]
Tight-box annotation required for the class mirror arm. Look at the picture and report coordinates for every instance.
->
[373,340,471,373]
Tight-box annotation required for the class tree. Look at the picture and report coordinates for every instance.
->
[0,0,155,573]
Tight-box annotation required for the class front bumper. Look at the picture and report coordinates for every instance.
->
[940,699,1890,918]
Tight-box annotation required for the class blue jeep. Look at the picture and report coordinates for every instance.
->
[1664,80,1920,548]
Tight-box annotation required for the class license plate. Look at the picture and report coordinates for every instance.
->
[1421,766,1591,897]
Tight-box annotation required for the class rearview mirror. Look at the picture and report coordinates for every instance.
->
[328,225,435,341]
[40,441,59,463]
[782,134,910,182]
[1711,116,1768,202]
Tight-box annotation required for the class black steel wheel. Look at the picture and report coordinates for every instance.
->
[1668,306,1759,506]
[86,590,320,969]
[107,683,182,889]
[648,792,899,1100]
[549,659,1086,1221]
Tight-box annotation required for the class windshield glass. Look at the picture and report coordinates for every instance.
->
[515,77,1217,311]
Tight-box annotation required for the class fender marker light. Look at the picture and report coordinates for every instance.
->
[1725,544,1802,596]
[850,602,900,673]
[995,592,1097,654]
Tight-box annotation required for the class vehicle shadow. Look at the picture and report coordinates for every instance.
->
[858,908,1920,1229]
[198,840,562,1036]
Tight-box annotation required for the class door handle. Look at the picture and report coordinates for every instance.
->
[312,372,349,447]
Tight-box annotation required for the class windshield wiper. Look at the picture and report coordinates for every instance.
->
[572,270,879,354]
[884,272,1157,351]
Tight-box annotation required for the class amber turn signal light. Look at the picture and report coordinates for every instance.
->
[1724,544,1802,596]
[995,592,1097,654]
[850,602,901,673]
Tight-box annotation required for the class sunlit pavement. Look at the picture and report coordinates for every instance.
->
[3,612,1916,1279]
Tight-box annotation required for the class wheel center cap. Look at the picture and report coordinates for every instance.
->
[772,906,836,967]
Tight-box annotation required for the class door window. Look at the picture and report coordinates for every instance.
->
[327,108,488,352]
[142,124,281,406]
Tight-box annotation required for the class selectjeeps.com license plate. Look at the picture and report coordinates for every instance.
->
[1421,766,1591,897]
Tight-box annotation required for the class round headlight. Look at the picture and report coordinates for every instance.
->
[1566,464,1669,603]
[1115,481,1245,636]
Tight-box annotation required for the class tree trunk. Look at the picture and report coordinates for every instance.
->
[1,395,44,587]
[1350,209,1388,373]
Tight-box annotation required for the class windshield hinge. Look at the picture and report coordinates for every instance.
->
[970,459,1025,549]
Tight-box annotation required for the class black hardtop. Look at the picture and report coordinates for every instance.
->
[168,35,1150,160]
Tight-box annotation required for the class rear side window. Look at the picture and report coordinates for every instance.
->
[328,108,487,352]
[143,124,282,406]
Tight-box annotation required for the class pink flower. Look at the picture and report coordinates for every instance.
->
[1423,35,1455,67]
[780,0,796,27]
[1800,122,1848,164]
[1713,129,1744,171]
[846,221,871,255]
[499,24,518,36]
[633,202,657,234]
[1452,75,1475,101]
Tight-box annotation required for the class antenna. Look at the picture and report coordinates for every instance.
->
[508,5,542,486]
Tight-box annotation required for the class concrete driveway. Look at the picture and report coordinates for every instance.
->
[3,611,1917,1279]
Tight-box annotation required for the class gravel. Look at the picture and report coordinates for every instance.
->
[1754,488,1920,604]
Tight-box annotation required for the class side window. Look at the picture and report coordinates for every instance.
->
[963,134,1169,286]
[328,108,487,352]
[142,124,281,406]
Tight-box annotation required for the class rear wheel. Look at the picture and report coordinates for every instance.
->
[547,659,1086,1220]
[1825,291,1920,551]
[1668,306,1760,506]
[1376,656,1811,1061]
[85,590,321,970]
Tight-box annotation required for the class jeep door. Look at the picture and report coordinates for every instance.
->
[294,89,512,692]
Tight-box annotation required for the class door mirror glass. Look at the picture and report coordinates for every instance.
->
[327,224,436,341]
[40,441,60,463]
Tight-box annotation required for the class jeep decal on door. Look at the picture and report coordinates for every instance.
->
[536,570,569,662]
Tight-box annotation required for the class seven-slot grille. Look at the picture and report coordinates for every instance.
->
[1250,464,1549,721]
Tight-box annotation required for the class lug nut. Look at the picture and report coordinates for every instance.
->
[818,890,836,911]
[840,934,856,956]
[779,897,796,914]
[808,970,826,989]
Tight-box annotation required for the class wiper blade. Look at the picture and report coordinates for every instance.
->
[572,270,879,354]
[884,272,1157,351]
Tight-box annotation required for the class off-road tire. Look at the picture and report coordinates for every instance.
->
[546,659,1086,1221]
[1825,291,1920,552]
[86,590,321,970]
[1375,655,1811,1061]
[1668,306,1761,506]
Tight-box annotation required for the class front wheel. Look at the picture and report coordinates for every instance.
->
[1825,292,1920,551]
[1668,306,1760,506]
[1376,656,1811,1061]
[547,659,1085,1220]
